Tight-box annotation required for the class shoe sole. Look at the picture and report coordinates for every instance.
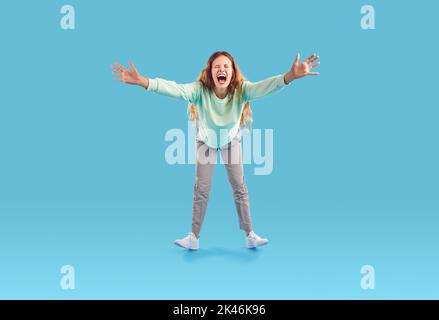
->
[174,241,199,250]
[246,241,269,249]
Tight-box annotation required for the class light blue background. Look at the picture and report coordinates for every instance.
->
[0,0,438,299]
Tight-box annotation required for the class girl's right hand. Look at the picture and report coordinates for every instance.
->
[112,61,148,88]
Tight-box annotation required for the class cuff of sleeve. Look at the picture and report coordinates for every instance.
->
[146,78,158,91]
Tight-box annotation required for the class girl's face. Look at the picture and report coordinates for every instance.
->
[211,55,233,89]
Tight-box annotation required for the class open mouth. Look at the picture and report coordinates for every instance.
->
[217,75,227,84]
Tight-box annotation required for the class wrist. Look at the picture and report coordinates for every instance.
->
[139,76,149,89]
[284,71,295,85]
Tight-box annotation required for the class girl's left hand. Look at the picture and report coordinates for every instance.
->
[287,53,320,83]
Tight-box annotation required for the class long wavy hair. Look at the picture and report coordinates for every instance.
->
[188,51,253,127]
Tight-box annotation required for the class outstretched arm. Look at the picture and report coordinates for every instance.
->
[242,53,320,101]
[242,75,288,101]
[112,61,200,103]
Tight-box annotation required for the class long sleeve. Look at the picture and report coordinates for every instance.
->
[146,78,201,104]
[241,74,289,102]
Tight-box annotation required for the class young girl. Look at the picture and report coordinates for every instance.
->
[112,51,320,250]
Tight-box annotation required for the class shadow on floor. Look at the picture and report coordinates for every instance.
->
[179,246,262,263]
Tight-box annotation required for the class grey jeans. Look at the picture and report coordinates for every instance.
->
[191,128,253,237]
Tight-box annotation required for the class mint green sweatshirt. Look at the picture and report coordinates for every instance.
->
[146,74,289,148]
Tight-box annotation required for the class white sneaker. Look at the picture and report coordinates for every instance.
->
[174,232,199,250]
[246,231,269,248]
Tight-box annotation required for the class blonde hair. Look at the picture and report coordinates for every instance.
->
[189,51,253,127]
